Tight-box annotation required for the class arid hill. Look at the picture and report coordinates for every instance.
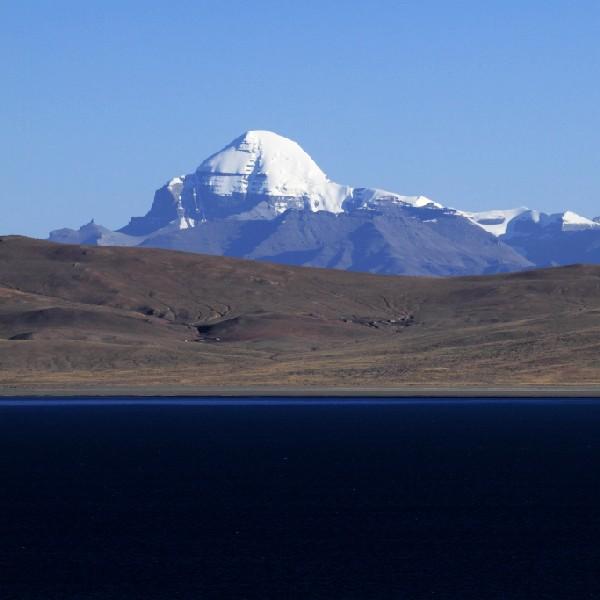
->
[1,236,600,394]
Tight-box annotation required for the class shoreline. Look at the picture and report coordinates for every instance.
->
[3,385,600,398]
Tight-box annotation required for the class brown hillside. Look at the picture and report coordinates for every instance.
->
[1,236,600,393]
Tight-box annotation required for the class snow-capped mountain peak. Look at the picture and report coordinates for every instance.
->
[197,130,328,184]
[123,130,448,231]
[194,130,351,213]
[48,129,600,276]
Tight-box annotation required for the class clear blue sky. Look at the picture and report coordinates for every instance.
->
[1,0,599,237]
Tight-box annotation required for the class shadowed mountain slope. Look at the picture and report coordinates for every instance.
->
[141,207,530,276]
[2,236,600,392]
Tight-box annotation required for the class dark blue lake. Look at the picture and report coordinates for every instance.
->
[2,398,600,599]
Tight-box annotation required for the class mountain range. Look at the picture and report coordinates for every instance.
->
[49,130,600,276]
[4,236,600,393]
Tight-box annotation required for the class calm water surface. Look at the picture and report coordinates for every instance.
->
[1,397,600,599]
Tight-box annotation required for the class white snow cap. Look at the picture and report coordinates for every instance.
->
[194,130,447,214]
[357,188,443,210]
[196,130,351,213]
[459,208,529,236]
[561,210,600,231]
[458,208,599,236]
[495,209,600,238]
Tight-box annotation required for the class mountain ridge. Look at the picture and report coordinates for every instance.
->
[49,130,599,275]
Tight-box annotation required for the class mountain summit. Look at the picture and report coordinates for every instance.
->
[49,130,599,275]
[118,130,441,236]
[195,130,351,213]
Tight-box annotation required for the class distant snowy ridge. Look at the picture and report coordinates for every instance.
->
[195,130,351,214]
[457,208,529,236]
[457,207,600,237]
[502,209,600,238]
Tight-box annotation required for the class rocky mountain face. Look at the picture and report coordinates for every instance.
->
[49,130,598,275]
[140,205,529,276]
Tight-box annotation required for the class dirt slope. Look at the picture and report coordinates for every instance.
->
[1,236,600,392]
